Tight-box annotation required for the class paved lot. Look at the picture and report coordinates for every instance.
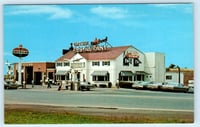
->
[4,85,194,112]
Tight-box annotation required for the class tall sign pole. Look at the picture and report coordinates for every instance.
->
[12,44,29,87]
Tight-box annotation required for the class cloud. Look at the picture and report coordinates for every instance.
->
[5,5,73,20]
[152,4,179,8]
[151,4,193,14]
[90,6,128,19]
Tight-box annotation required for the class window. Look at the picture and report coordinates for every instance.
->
[92,61,100,66]
[102,61,110,66]
[56,62,62,66]
[166,75,172,80]
[133,58,140,66]
[64,62,70,66]
[93,75,109,81]
[123,58,129,66]
[120,76,132,81]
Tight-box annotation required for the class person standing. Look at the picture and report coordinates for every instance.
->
[116,79,120,89]
[47,78,51,88]
[32,80,34,88]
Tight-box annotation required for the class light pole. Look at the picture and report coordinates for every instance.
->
[12,44,29,88]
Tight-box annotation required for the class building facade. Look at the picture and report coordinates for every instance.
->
[165,68,194,85]
[14,62,56,85]
[55,45,165,88]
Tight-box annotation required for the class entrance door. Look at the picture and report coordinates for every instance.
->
[34,72,42,85]
[26,66,33,84]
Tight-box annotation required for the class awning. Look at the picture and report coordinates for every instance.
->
[135,71,149,75]
[120,71,134,76]
[91,71,109,76]
[55,70,68,75]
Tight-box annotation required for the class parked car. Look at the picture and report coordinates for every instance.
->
[187,84,194,93]
[160,82,189,93]
[79,82,96,91]
[4,81,19,89]
[146,82,165,90]
[132,81,154,90]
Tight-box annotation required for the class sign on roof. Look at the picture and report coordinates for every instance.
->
[72,37,111,53]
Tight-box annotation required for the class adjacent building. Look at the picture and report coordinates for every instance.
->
[13,62,55,85]
[165,68,194,86]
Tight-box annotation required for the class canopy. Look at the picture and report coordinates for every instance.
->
[91,71,109,76]
[120,71,134,76]
[55,70,68,75]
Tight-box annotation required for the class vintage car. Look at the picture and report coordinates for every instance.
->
[132,81,154,90]
[187,84,194,93]
[160,82,189,93]
[4,81,19,89]
[79,82,96,91]
[146,82,165,90]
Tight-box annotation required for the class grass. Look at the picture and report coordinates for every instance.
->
[4,106,194,124]
[5,110,113,124]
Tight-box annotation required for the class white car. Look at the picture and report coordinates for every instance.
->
[132,81,154,90]
[79,82,96,91]
[161,82,188,93]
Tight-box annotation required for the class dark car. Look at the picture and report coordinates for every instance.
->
[4,81,19,89]
[79,82,95,91]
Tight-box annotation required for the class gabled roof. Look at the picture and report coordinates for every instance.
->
[56,45,131,62]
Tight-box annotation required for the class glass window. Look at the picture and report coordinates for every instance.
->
[123,58,129,66]
[102,61,110,66]
[166,75,172,80]
[56,62,62,66]
[64,62,70,66]
[92,74,110,81]
[92,61,100,66]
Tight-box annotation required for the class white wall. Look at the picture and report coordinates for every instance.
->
[144,52,165,82]
[165,72,184,84]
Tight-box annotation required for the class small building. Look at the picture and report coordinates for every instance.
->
[55,43,165,88]
[13,62,56,85]
[165,68,194,86]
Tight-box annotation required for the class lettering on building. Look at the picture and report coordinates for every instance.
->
[72,37,111,53]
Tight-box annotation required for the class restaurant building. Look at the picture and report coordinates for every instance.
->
[55,37,165,88]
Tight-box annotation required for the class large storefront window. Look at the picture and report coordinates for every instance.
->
[92,71,109,81]
[55,71,69,81]
[119,71,134,81]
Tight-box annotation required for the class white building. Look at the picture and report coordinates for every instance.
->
[165,68,193,85]
[144,52,165,82]
[55,44,165,88]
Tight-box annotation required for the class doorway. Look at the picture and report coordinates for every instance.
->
[34,72,42,85]
[25,66,33,84]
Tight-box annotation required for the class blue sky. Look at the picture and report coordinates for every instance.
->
[3,3,193,74]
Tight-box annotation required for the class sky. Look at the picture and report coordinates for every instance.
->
[3,3,193,74]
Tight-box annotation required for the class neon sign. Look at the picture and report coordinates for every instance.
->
[125,51,139,58]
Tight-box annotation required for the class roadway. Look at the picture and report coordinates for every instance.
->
[4,85,194,112]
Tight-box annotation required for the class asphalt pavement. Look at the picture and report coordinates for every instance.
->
[4,85,194,112]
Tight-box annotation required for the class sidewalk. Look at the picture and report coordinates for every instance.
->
[19,84,59,90]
